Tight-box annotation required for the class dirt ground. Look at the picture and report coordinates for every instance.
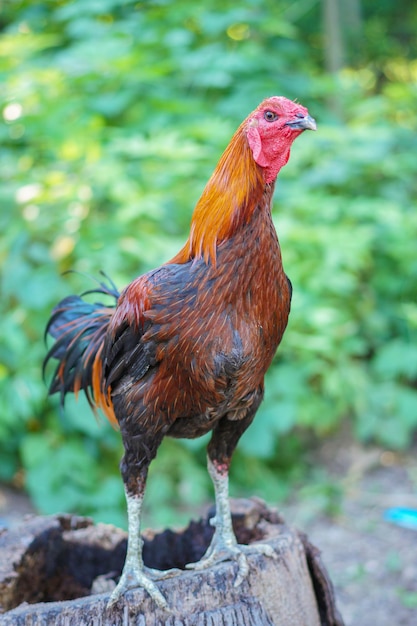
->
[286,438,417,626]
[1,440,416,626]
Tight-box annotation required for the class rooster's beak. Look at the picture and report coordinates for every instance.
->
[285,114,317,131]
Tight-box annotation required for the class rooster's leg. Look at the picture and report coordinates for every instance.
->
[187,457,276,585]
[107,479,170,610]
[186,392,276,585]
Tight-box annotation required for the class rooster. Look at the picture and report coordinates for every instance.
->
[44,96,316,608]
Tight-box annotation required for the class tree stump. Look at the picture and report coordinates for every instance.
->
[0,498,343,626]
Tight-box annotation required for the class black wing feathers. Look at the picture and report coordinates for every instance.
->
[103,321,154,391]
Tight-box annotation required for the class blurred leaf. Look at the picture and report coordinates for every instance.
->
[373,340,417,379]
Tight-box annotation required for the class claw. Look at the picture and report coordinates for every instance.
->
[146,567,182,581]
[107,567,169,611]
[234,543,277,586]
[254,543,277,559]
[186,541,277,588]
[233,551,249,587]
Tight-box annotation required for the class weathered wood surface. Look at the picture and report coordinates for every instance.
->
[0,498,344,626]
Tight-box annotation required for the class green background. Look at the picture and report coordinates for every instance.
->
[1,0,416,528]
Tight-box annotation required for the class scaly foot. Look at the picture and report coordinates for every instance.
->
[186,535,277,587]
[107,565,169,610]
[108,489,179,609]
[191,458,277,585]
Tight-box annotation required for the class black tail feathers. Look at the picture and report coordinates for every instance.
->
[43,274,120,409]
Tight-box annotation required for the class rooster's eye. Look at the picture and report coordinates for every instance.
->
[264,110,278,122]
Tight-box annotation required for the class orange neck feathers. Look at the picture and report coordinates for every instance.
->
[170,122,265,267]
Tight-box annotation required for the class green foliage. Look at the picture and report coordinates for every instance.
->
[397,589,417,610]
[1,0,416,528]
